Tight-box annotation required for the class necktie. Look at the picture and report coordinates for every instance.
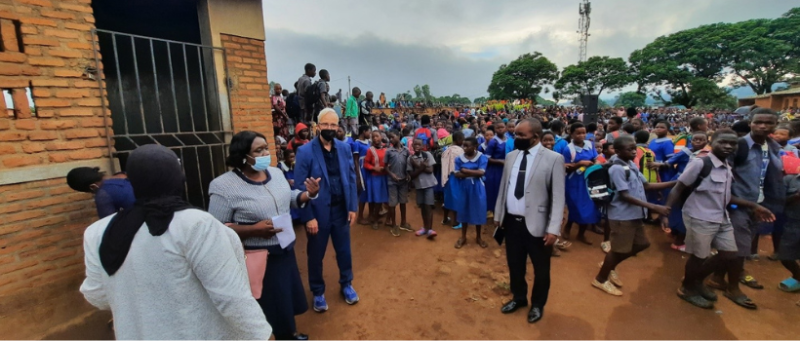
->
[514,151,529,199]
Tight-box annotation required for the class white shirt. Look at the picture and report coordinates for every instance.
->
[80,210,272,340]
[506,143,541,216]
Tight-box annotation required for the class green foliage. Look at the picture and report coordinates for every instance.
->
[614,92,647,108]
[555,56,630,96]
[487,52,559,100]
[473,96,489,104]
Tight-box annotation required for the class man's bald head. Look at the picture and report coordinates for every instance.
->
[517,118,543,136]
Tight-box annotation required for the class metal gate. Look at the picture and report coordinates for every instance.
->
[91,29,232,209]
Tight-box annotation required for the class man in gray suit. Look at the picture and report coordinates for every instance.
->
[494,118,565,323]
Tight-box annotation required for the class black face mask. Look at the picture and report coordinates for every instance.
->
[514,138,532,151]
[320,129,336,141]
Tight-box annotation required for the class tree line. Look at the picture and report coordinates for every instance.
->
[487,7,800,109]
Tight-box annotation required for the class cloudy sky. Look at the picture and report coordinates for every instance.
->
[262,0,791,101]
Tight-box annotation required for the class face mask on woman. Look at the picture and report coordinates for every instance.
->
[248,155,271,171]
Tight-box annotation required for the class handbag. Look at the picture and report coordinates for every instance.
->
[245,249,268,299]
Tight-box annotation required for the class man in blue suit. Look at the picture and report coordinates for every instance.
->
[295,108,359,313]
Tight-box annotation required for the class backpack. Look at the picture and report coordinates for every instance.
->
[304,81,321,109]
[676,156,715,206]
[584,159,630,204]
[673,133,690,155]
[286,92,301,121]
[635,146,660,183]
[415,127,434,151]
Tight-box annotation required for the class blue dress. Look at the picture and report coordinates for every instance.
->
[444,173,461,210]
[561,142,600,224]
[456,152,488,225]
[665,147,694,235]
[352,139,371,202]
[364,147,389,204]
[484,136,507,212]
[649,137,676,205]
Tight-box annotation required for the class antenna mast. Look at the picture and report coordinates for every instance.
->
[577,0,591,62]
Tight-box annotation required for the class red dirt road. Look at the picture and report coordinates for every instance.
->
[49,202,798,340]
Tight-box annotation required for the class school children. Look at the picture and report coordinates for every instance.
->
[597,143,614,165]
[665,129,774,309]
[485,122,508,218]
[384,130,411,237]
[453,137,489,249]
[363,131,389,230]
[409,139,438,239]
[441,132,465,229]
[562,122,600,245]
[592,136,676,296]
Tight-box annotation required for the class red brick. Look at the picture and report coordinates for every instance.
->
[48,49,83,59]
[72,80,97,88]
[2,154,43,167]
[20,25,37,35]
[76,98,101,106]
[84,137,106,148]
[226,56,242,63]
[20,142,45,153]
[25,47,42,56]
[78,117,104,127]
[0,11,19,20]
[221,35,230,41]
[17,0,52,7]
[0,132,26,141]
[40,119,77,130]
[27,131,58,140]
[0,120,9,130]
[0,259,40,276]
[31,88,50,98]
[43,29,80,39]
[14,119,36,130]
[58,108,93,116]
[45,140,83,150]
[36,109,55,118]
[0,79,28,88]
[67,148,103,160]
[63,22,91,31]
[0,52,27,63]
[234,63,251,69]
[58,3,92,13]
[53,69,82,77]
[11,88,31,118]
[64,128,97,139]
[48,152,69,163]
[54,89,86,98]
[66,42,93,50]
[0,144,15,155]
[26,196,70,210]
[19,16,57,27]
[28,57,64,66]
[0,64,40,76]
[0,202,24,214]
[40,10,75,20]
[35,98,71,107]
[24,37,59,46]
[223,42,241,49]
[31,79,69,87]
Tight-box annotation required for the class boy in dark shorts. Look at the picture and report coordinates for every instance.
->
[592,136,676,296]
[665,129,774,309]
[385,130,411,236]
[408,139,438,239]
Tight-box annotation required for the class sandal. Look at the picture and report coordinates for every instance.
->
[670,243,687,253]
[415,228,428,237]
[454,237,466,249]
[399,223,413,232]
[779,278,800,293]
[723,292,757,310]
[740,275,764,290]
[677,286,714,309]
[427,230,438,239]
[557,240,573,250]
[600,241,611,254]
[358,219,371,226]
[477,239,488,249]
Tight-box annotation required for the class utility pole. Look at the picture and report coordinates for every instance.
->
[577,0,591,63]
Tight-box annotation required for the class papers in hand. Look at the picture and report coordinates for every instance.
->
[272,213,295,249]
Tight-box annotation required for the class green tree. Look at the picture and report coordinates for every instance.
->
[413,85,423,100]
[421,84,432,104]
[614,91,647,108]
[487,52,559,100]
[555,56,630,96]
[473,96,489,104]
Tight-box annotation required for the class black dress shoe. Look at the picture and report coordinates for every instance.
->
[500,300,528,314]
[528,307,543,323]
[291,333,309,340]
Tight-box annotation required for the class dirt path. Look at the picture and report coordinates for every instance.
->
[291,203,798,340]
[47,201,798,340]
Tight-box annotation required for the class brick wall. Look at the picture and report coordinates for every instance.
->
[222,33,276,164]
[0,0,110,338]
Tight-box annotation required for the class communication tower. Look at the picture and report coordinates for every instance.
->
[577,0,591,62]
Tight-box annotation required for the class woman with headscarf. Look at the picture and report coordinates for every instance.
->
[208,131,320,340]
[80,144,272,340]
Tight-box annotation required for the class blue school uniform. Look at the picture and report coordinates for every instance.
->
[561,142,600,224]
[279,161,299,220]
[455,152,488,225]
[505,132,515,155]
[484,136,507,212]
[353,139,371,202]
[665,147,693,181]
[649,137,675,206]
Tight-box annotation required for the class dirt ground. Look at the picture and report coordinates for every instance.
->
[49,200,799,340]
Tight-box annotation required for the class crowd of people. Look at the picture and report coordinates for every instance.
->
[67,62,800,339]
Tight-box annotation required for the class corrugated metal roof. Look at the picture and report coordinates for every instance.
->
[739,87,800,100]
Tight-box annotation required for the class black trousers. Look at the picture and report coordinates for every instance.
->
[504,213,552,308]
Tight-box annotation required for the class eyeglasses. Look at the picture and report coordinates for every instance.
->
[319,123,338,129]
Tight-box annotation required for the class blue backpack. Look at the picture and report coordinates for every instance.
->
[414,127,434,151]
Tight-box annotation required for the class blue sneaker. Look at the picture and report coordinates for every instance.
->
[452,223,462,230]
[342,285,359,305]
[313,295,328,312]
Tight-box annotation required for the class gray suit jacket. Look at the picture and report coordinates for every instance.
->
[493,146,565,237]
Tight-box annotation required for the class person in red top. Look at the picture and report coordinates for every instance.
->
[288,122,310,151]
[363,131,389,230]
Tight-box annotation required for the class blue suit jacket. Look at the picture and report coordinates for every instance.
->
[295,137,358,224]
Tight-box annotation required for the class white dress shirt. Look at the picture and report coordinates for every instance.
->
[506,142,541,216]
